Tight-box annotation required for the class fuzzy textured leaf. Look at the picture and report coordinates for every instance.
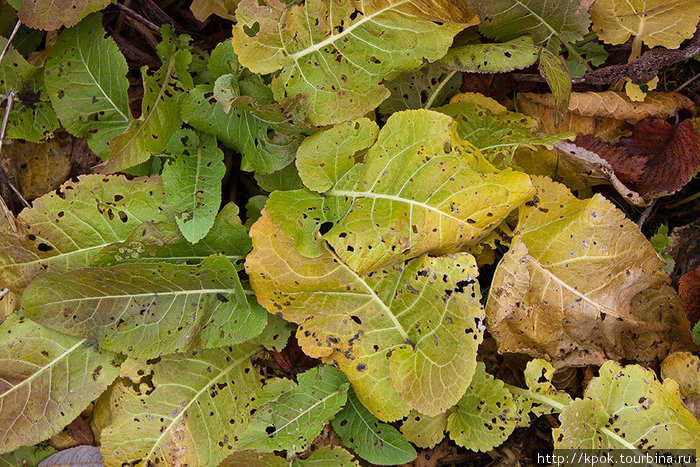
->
[44,14,131,158]
[486,177,693,367]
[38,446,102,467]
[289,110,536,275]
[332,389,417,465]
[0,314,120,453]
[232,0,473,125]
[101,341,263,466]
[162,130,226,243]
[236,365,349,453]
[554,361,700,450]
[0,175,173,292]
[22,255,266,357]
[446,363,517,452]
[246,212,485,420]
[471,0,590,46]
[439,36,539,73]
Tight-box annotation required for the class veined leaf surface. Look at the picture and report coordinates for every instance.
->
[0,175,173,292]
[246,212,485,420]
[439,36,539,73]
[232,0,475,125]
[92,203,251,269]
[285,110,535,275]
[0,314,120,453]
[101,341,263,466]
[22,255,266,358]
[44,14,131,158]
[17,0,112,30]
[486,177,693,367]
[554,361,700,450]
[235,365,349,453]
[162,130,226,243]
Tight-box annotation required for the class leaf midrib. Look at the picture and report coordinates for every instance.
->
[285,0,411,61]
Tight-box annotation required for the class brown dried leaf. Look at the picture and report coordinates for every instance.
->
[2,135,72,201]
[486,177,694,367]
[620,119,700,196]
[517,92,693,137]
[574,119,700,198]
[679,266,700,325]
[552,140,647,206]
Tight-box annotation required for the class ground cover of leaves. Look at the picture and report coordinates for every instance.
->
[0,0,699,465]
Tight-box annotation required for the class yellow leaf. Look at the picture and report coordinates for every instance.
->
[591,0,700,50]
[449,92,508,114]
[661,352,700,398]
[486,177,694,367]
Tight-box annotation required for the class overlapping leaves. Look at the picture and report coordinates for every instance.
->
[232,0,475,125]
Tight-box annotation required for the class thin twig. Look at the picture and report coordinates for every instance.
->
[113,2,162,33]
[0,19,21,66]
[674,73,700,93]
[637,199,656,229]
[0,91,30,208]
[666,191,700,209]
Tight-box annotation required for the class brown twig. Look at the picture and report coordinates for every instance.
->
[113,2,161,34]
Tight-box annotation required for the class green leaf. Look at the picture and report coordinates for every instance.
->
[93,202,251,269]
[6,101,60,143]
[332,389,417,465]
[182,85,308,174]
[17,0,113,30]
[101,341,264,466]
[98,26,192,173]
[0,313,120,453]
[693,321,700,346]
[0,444,56,467]
[538,48,571,123]
[44,13,131,158]
[567,39,607,77]
[288,110,535,275]
[471,0,591,46]
[0,35,38,94]
[650,224,675,275]
[255,163,304,193]
[0,175,174,292]
[293,446,358,466]
[221,446,358,467]
[22,255,266,357]
[446,362,517,452]
[161,129,226,243]
[554,361,700,450]
[378,63,462,116]
[400,411,447,449]
[486,177,694,367]
[232,0,471,125]
[246,212,485,421]
[436,102,572,165]
[235,365,350,453]
[439,36,539,73]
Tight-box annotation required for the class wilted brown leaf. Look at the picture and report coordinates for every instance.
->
[486,177,694,367]
[517,91,693,139]
[575,119,700,198]
[2,135,72,200]
[679,266,700,325]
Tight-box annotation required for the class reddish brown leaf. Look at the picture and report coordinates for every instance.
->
[622,119,700,196]
[574,134,645,186]
[679,266,700,325]
[575,119,700,197]
[65,416,94,445]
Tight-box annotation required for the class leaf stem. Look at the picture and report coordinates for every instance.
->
[424,70,457,110]
[503,383,566,411]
